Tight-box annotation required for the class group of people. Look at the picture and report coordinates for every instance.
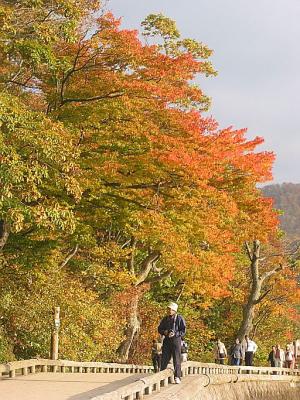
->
[152,302,297,385]
[268,344,295,368]
[214,337,296,368]
[214,336,257,366]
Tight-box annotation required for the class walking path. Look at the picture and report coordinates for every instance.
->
[1,372,148,400]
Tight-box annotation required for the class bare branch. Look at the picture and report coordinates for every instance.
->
[127,237,137,275]
[145,270,172,284]
[135,251,161,286]
[103,180,173,190]
[8,60,24,83]
[253,288,272,305]
[61,91,125,105]
[245,241,253,261]
[176,282,185,302]
[260,264,283,283]
[121,239,132,249]
[60,245,79,268]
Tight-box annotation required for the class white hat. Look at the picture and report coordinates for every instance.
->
[167,302,178,312]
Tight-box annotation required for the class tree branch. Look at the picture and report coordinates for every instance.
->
[127,237,137,275]
[260,264,283,283]
[145,270,172,284]
[61,91,125,105]
[245,241,253,261]
[134,251,161,286]
[60,245,79,268]
[253,288,272,305]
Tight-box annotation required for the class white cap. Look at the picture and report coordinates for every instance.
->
[167,302,178,312]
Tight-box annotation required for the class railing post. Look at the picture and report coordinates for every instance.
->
[156,381,161,392]
[145,385,153,395]
[162,377,168,387]
[9,370,15,378]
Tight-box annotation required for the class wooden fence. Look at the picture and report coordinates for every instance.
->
[0,358,153,378]
[1,358,300,400]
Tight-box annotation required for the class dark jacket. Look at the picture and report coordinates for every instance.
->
[158,314,186,338]
[268,350,275,367]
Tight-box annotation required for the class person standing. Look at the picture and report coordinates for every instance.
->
[214,339,227,365]
[243,335,258,366]
[274,344,285,368]
[158,302,186,384]
[230,338,243,366]
[285,344,294,369]
[181,339,189,362]
[151,339,162,373]
[268,346,276,368]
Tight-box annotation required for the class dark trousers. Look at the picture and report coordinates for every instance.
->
[152,354,162,373]
[245,351,254,366]
[161,337,182,378]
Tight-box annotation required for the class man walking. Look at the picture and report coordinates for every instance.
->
[158,302,186,384]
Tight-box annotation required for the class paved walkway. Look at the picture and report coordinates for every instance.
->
[149,376,195,400]
[1,372,148,400]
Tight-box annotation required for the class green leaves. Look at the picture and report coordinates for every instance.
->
[142,13,180,41]
[0,93,80,233]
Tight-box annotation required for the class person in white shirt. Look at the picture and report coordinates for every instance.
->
[214,338,227,365]
[244,335,258,366]
[285,344,294,368]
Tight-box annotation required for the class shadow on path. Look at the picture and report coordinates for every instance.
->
[68,374,148,400]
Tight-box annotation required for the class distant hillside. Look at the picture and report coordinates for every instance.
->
[262,183,300,237]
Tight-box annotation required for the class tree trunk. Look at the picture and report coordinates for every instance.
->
[236,240,283,341]
[237,283,262,340]
[0,220,10,251]
[117,250,162,362]
[117,292,140,362]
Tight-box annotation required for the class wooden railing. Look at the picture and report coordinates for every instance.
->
[0,358,153,378]
[1,359,300,400]
[90,361,300,400]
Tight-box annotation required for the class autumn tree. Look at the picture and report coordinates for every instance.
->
[0,1,287,363]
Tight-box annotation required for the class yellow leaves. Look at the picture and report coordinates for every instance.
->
[6,209,25,233]
[63,175,82,202]
[32,201,76,233]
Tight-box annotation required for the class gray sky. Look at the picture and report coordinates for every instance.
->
[107,0,300,183]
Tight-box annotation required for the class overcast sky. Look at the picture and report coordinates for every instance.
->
[107,0,300,184]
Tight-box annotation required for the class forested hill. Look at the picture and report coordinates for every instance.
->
[262,183,300,237]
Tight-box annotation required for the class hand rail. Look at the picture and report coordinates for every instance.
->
[1,358,300,400]
[0,358,153,378]
[91,361,300,400]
